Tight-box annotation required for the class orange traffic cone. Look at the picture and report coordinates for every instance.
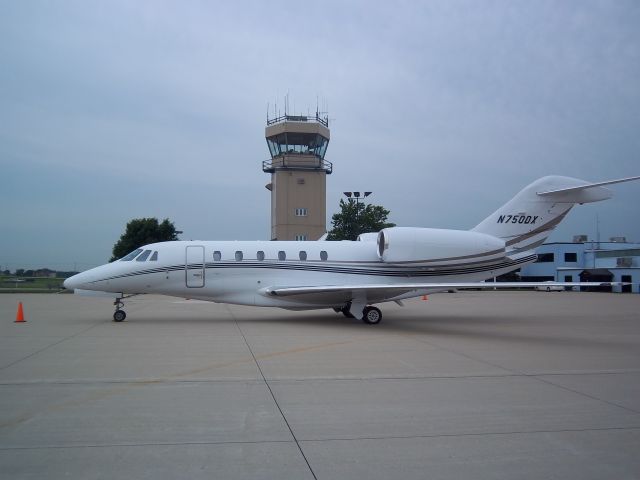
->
[421,295,428,301]
[15,302,25,323]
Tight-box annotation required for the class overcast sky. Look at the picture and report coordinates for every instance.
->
[2,0,639,271]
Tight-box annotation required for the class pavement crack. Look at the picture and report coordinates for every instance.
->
[0,321,104,372]
[226,305,318,480]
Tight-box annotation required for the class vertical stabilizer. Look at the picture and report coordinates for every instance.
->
[472,176,615,254]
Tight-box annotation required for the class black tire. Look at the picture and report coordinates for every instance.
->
[362,306,382,325]
[546,287,551,292]
[113,310,126,322]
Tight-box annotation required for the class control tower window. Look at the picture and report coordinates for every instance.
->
[267,133,328,158]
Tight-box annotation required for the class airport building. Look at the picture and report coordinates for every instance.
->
[263,112,332,241]
[520,236,640,293]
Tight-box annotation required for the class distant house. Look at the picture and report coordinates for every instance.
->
[34,268,57,278]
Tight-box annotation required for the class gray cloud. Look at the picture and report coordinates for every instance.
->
[1,0,639,270]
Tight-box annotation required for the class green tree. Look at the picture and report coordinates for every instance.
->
[110,218,180,261]
[326,199,395,241]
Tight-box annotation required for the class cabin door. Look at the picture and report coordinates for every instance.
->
[185,246,205,288]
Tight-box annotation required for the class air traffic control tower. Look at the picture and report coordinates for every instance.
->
[263,113,332,241]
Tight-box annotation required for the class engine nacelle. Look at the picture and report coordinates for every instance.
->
[377,227,505,264]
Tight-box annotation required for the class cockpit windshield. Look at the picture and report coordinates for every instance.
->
[120,249,143,261]
[136,250,152,262]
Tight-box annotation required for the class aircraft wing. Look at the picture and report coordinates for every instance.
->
[261,281,622,299]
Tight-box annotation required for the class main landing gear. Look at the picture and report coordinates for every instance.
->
[362,306,382,325]
[336,302,383,324]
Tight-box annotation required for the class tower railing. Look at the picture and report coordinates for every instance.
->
[263,157,333,174]
[266,113,329,127]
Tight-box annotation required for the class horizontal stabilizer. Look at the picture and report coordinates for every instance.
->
[537,175,640,196]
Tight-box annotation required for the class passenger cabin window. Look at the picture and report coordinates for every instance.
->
[121,249,143,261]
[213,251,221,261]
[278,251,286,261]
[299,251,307,261]
[136,250,152,262]
[320,250,328,261]
[150,251,158,261]
[257,251,265,261]
[564,252,577,262]
[235,251,243,261]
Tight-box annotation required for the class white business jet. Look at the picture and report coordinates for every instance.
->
[64,175,639,324]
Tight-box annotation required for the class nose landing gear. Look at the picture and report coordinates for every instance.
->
[113,298,126,322]
[112,294,138,322]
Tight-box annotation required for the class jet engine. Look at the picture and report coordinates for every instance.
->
[377,227,505,264]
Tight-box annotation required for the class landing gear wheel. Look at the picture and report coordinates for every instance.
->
[362,306,382,325]
[113,310,126,322]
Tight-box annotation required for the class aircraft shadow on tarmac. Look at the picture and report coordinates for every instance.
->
[120,310,627,350]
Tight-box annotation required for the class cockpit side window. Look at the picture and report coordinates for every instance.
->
[120,249,143,261]
[136,250,152,262]
[150,251,158,261]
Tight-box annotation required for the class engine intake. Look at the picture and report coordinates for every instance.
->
[377,227,505,264]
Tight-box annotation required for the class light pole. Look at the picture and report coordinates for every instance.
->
[343,192,372,238]
[343,191,372,210]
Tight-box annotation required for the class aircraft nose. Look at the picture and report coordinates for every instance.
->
[63,275,78,290]
[64,272,88,290]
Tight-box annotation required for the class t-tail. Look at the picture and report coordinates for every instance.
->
[472,175,640,256]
